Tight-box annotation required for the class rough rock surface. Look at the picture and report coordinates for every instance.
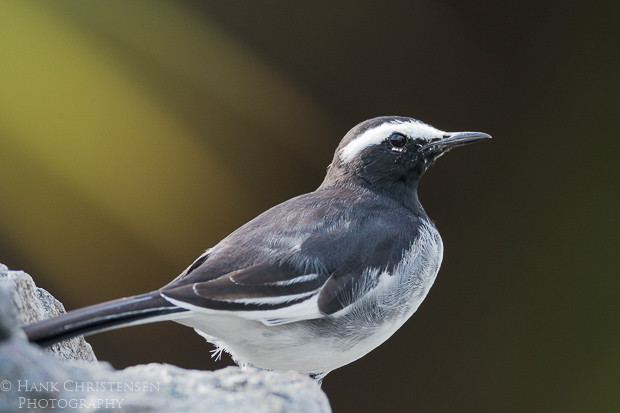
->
[0,264,331,412]
[0,264,97,362]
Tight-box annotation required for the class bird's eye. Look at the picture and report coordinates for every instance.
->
[389,133,407,148]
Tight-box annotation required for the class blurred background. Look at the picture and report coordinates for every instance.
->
[0,1,618,411]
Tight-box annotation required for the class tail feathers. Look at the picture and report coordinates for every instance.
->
[23,291,188,347]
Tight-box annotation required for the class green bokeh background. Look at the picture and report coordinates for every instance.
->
[1,1,618,411]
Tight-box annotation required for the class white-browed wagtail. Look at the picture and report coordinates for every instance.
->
[24,116,491,381]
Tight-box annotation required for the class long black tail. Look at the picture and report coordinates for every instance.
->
[23,291,188,347]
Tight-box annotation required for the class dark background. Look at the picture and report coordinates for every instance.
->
[1,1,618,411]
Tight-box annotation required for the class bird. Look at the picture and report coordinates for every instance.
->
[23,116,490,381]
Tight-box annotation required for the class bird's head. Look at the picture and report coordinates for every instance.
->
[320,116,491,204]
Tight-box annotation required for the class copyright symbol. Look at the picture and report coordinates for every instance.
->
[0,380,11,391]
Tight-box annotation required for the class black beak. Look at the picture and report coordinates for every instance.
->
[422,131,492,153]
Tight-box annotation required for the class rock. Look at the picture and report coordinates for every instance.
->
[0,264,331,412]
[0,263,97,362]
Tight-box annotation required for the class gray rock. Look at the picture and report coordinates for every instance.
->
[0,263,97,362]
[0,264,331,412]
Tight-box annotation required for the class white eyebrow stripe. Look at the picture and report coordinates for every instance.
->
[339,120,445,162]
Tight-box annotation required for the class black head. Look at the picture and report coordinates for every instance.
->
[320,116,491,206]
